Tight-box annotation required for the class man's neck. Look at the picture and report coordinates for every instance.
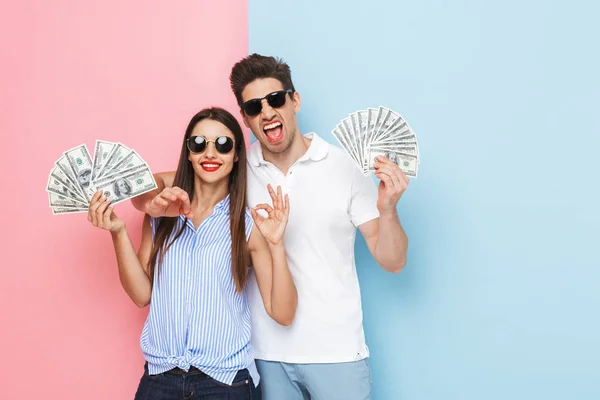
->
[262,132,311,175]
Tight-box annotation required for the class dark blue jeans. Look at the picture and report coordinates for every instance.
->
[134,363,262,400]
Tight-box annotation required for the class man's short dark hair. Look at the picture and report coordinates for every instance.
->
[229,54,295,107]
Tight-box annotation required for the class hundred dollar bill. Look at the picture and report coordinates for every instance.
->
[49,164,87,202]
[64,144,93,200]
[51,206,88,215]
[332,126,359,165]
[373,139,418,148]
[356,110,369,167]
[48,192,88,208]
[47,169,88,201]
[373,133,418,148]
[367,149,419,177]
[366,108,379,144]
[340,118,361,167]
[384,124,412,141]
[375,132,416,142]
[92,166,157,204]
[349,113,365,172]
[371,106,389,140]
[367,144,419,156]
[378,115,413,141]
[55,155,86,199]
[372,107,399,142]
[100,150,147,180]
[88,163,149,200]
[340,123,361,164]
[94,141,119,178]
[96,143,131,179]
[356,110,368,137]
[91,140,117,180]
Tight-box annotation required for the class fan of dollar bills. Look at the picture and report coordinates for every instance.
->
[331,106,420,177]
[47,141,158,215]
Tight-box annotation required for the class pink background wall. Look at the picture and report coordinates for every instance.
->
[0,1,247,397]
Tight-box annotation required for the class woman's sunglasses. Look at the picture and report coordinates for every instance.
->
[241,89,294,117]
[186,135,235,154]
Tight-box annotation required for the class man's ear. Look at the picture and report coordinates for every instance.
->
[293,91,301,113]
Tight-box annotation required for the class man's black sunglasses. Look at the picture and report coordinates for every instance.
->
[241,89,294,117]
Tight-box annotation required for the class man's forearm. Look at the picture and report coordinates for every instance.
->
[375,209,408,273]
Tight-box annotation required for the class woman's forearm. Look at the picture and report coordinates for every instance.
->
[111,227,152,307]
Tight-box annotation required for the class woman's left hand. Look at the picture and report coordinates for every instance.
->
[251,184,290,245]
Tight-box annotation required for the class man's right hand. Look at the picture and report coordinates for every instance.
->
[144,187,193,218]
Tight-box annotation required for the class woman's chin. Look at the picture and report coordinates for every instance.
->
[194,169,232,186]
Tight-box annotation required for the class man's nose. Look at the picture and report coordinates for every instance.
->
[260,99,276,119]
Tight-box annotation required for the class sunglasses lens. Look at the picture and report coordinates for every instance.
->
[242,90,290,116]
[215,136,234,153]
[267,91,288,109]
[243,100,262,116]
[187,136,206,153]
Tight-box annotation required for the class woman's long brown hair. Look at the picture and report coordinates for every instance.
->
[147,107,250,292]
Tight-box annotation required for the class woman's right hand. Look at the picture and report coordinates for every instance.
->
[88,190,125,234]
[145,187,193,219]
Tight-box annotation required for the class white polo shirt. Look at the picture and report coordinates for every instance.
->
[246,132,380,363]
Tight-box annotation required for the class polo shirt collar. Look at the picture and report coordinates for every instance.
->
[248,132,329,167]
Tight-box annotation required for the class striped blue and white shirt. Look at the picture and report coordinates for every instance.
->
[141,195,259,386]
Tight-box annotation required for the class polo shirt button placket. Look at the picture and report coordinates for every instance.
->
[283,168,295,193]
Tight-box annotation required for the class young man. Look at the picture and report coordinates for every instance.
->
[132,54,409,400]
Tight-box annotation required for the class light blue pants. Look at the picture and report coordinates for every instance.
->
[256,359,371,400]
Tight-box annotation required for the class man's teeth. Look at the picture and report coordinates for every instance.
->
[264,122,282,130]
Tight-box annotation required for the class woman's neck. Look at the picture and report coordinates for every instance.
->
[190,177,229,218]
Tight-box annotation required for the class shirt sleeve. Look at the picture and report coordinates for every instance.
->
[349,167,380,227]
[149,216,158,238]
[244,208,255,242]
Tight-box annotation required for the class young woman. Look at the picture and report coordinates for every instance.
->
[87,107,297,399]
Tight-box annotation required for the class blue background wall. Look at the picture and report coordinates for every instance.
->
[250,1,600,399]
